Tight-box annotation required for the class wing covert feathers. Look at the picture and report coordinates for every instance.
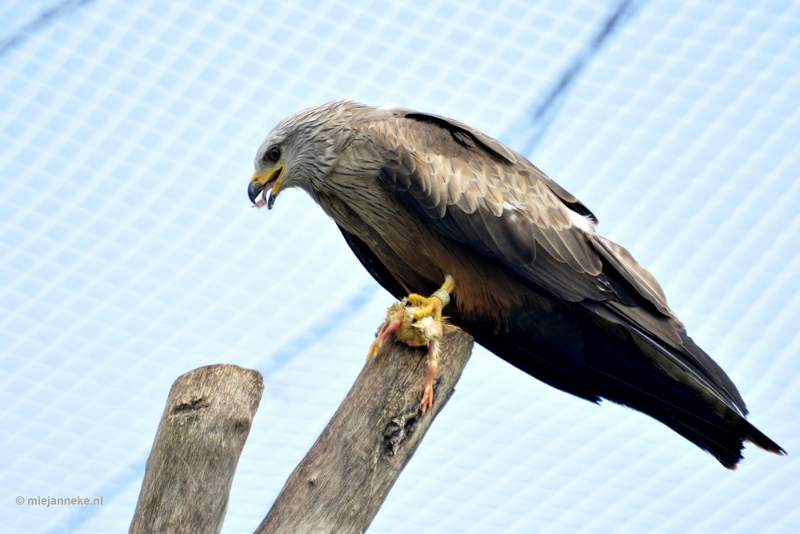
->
[346,104,783,467]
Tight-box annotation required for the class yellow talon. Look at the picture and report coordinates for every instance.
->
[408,297,440,323]
[367,275,455,413]
[409,274,453,322]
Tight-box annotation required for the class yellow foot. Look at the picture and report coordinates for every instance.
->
[367,275,455,413]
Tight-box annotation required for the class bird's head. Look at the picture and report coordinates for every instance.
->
[248,101,361,209]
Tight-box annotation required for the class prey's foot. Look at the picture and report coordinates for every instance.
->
[367,305,404,360]
[367,275,455,412]
[419,338,440,413]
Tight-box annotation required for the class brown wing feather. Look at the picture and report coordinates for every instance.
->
[369,110,752,416]
[402,109,599,222]
[373,115,639,307]
[593,234,670,314]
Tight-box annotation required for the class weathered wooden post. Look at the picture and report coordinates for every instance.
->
[130,364,264,534]
[256,329,474,534]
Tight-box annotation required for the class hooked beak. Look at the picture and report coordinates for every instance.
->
[248,164,285,209]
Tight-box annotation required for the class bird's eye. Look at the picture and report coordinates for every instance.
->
[266,146,281,163]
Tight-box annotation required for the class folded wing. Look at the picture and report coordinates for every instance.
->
[369,110,750,418]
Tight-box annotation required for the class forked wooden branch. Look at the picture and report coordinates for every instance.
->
[130,364,264,534]
[256,329,474,534]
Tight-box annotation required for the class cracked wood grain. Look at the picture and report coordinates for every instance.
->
[130,364,264,534]
[256,329,474,534]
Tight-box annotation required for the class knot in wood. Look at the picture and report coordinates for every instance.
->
[382,410,420,456]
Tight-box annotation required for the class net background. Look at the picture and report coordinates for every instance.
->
[1,0,798,532]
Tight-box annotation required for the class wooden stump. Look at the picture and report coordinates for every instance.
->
[130,364,264,534]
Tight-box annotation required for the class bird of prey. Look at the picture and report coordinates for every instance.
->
[248,100,784,468]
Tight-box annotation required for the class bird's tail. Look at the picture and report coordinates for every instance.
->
[464,302,785,468]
